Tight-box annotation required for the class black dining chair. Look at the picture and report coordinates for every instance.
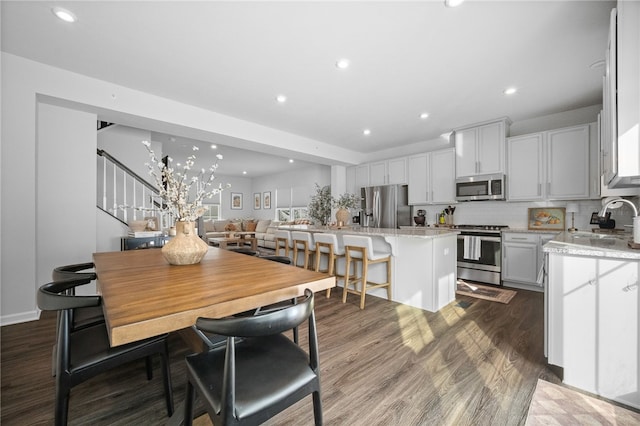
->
[183,289,322,426]
[52,262,104,331]
[38,277,174,425]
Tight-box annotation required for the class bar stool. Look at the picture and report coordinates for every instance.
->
[313,233,346,298]
[342,235,392,310]
[274,230,293,257]
[291,231,316,269]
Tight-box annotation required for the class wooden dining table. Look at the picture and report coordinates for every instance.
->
[93,247,335,347]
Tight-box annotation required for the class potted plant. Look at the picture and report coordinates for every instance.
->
[333,192,361,225]
[307,184,332,226]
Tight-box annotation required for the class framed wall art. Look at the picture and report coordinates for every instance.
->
[263,191,271,209]
[527,207,565,231]
[231,192,243,210]
[253,193,261,210]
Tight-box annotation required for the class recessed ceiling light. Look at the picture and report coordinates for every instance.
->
[363,129,371,136]
[52,7,77,23]
[444,0,465,8]
[336,59,350,70]
[242,171,247,175]
[210,144,217,149]
[289,159,294,163]
[420,112,430,120]
[276,95,287,103]
[503,87,518,95]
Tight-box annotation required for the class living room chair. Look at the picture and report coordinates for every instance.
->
[37,278,174,425]
[342,235,392,310]
[183,289,322,426]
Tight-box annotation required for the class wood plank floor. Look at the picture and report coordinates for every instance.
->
[1,288,560,425]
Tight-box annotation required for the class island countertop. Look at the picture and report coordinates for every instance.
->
[277,225,458,239]
[543,231,640,260]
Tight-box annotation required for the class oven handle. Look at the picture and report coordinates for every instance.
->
[456,235,502,243]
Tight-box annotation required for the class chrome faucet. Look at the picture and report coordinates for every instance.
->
[598,198,638,219]
[598,198,639,244]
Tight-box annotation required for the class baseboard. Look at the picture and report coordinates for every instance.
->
[1,309,40,326]
[502,281,544,293]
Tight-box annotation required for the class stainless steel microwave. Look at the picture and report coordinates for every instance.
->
[455,174,506,201]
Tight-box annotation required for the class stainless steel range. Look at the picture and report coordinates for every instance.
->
[453,225,508,286]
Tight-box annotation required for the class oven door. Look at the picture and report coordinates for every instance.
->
[456,233,502,285]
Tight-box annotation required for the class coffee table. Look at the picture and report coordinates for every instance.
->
[208,236,257,250]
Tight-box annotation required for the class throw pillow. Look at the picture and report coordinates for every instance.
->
[255,219,271,233]
[245,221,257,232]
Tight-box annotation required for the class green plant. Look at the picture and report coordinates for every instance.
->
[333,192,361,210]
[307,184,332,225]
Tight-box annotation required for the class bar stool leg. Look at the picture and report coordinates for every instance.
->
[360,257,368,310]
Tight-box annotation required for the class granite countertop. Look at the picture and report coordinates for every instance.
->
[277,225,458,239]
[543,231,640,260]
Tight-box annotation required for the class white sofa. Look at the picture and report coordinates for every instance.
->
[202,219,279,249]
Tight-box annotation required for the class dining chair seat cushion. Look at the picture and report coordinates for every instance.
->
[69,323,169,374]
[186,334,315,420]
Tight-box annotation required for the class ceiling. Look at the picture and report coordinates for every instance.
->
[1,1,614,176]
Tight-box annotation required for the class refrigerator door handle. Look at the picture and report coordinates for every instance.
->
[373,189,380,228]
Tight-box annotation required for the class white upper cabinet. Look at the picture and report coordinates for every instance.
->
[355,164,370,189]
[430,149,456,203]
[369,158,407,185]
[407,148,455,205]
[506,133,544,201]
[547,125,590,199]
[455,119,508,177]
[507,124,591,201]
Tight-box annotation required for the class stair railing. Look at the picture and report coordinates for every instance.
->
[96,149,166,227]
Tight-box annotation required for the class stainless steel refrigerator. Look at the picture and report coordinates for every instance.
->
[360,184,411,228]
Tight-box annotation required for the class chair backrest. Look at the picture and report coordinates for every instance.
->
[291,231,314,249]
[313,233,342,254]
[342,235,375,259]
[52,262,97,281]
[274,230,292,245]
[195,289,314,338]
[38,278,101,311]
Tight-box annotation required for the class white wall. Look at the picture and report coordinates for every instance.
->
[37,103,98,293]
[98,125,154,183]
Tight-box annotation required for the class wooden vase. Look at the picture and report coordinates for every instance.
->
[161,221,208,265]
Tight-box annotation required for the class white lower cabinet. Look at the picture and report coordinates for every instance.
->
[502,232,556,290]
[547,252,639,409]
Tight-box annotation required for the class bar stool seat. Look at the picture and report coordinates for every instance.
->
[274,230,293,258]
[342,235,392,309]
[313,233,346,298]
[291,231,316,269]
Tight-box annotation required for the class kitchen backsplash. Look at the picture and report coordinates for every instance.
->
[411,199,637,231]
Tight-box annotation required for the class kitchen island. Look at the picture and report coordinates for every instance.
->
[279,226,458,313]
[543,231,639,409]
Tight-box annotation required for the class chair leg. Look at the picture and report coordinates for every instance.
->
[55,381,70,426]
[325,255,334,298]
[386,257,392,301]
[342,256,351,304]
[161,343,174,416]
[360,258,368,310]
[145,356,153,380]
[183,380,195,426]
[312,390,323,426]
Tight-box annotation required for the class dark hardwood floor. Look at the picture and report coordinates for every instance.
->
[1,287,559,425]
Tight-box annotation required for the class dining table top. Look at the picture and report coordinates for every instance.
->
[93,248,335,347]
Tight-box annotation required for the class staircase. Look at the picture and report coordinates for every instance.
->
[96,148,165,228]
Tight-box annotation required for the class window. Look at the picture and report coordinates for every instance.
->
[276,207,308,222]
[201,204,220,221]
